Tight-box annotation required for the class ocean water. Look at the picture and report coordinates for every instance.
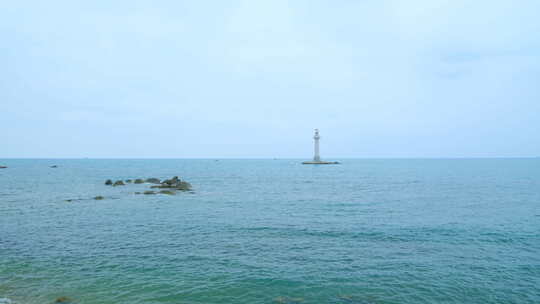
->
[1,159,539,304]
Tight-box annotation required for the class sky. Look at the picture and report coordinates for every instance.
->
[1,0,539,158]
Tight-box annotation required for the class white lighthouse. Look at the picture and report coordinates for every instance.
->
[302,129,339,165]
[313,128,321,162]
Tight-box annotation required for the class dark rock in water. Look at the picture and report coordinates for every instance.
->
[134,179,144,184]
[94,196,104,200]
[65,199,73,202]
[125,179,133,183]
[134,192,141,194]
[159,190,176,195]
[143,191,156,195]
[50,165,58,168]
[113,180,125,186]
[145,178,161,184]
[162,176,179,185]
[54,297,73,303]
[105,179,113,185]
[176,181,192,191]
[0,166,7,169]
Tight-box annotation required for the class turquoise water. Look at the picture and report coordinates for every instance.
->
[1,159,539,304]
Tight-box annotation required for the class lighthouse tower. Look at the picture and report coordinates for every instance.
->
[313,129,321,162]
[302,129,339,165]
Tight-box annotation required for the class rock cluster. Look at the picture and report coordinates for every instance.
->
[103,176,192,196]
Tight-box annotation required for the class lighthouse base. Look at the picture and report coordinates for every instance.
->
[301,161,340,165]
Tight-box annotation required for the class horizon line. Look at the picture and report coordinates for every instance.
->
[1,157,539,160]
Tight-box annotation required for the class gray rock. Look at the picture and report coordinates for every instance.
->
[162,176,179,185]
[113,180,125,186]
[145,178,161,184]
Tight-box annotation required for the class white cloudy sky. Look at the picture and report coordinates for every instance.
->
[1,0,539,158]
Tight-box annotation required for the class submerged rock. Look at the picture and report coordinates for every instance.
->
[159,190,176,195]
[54,297,73,303]
[143,191,156,195]
[125,179,133,183]
[94,196,104,200]
[145,178,161,184]
[113,180,125,186]
[134,179,145,184]
[105,179,113,185]
[50,165,58,168]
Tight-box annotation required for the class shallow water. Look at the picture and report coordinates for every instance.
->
[1,159,539,304]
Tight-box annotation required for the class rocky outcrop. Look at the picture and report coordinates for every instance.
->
[145,178,161,184]
[103,175,192,197]
[150,176,192,191]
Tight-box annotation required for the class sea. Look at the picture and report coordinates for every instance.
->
[1,159,539,304]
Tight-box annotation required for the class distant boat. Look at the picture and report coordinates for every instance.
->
[302,129,340,165]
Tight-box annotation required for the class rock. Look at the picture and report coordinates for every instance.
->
[50,165,58,168]
[150,181,191,191]
[143,191,156,195]
[176,181,192,191]
[152,176,192,191]
[145,178,161,184]
[65,199,73,202]
[105,179,113,185]
[162,176,179,185]
[134,179,145,184]
[94,196,104,200]
[54,297,73,303]
[134,192,141,194]
[113,180,125,186]
[0,166,7,169]
[125,179,133,183]
[159,190,176,195]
